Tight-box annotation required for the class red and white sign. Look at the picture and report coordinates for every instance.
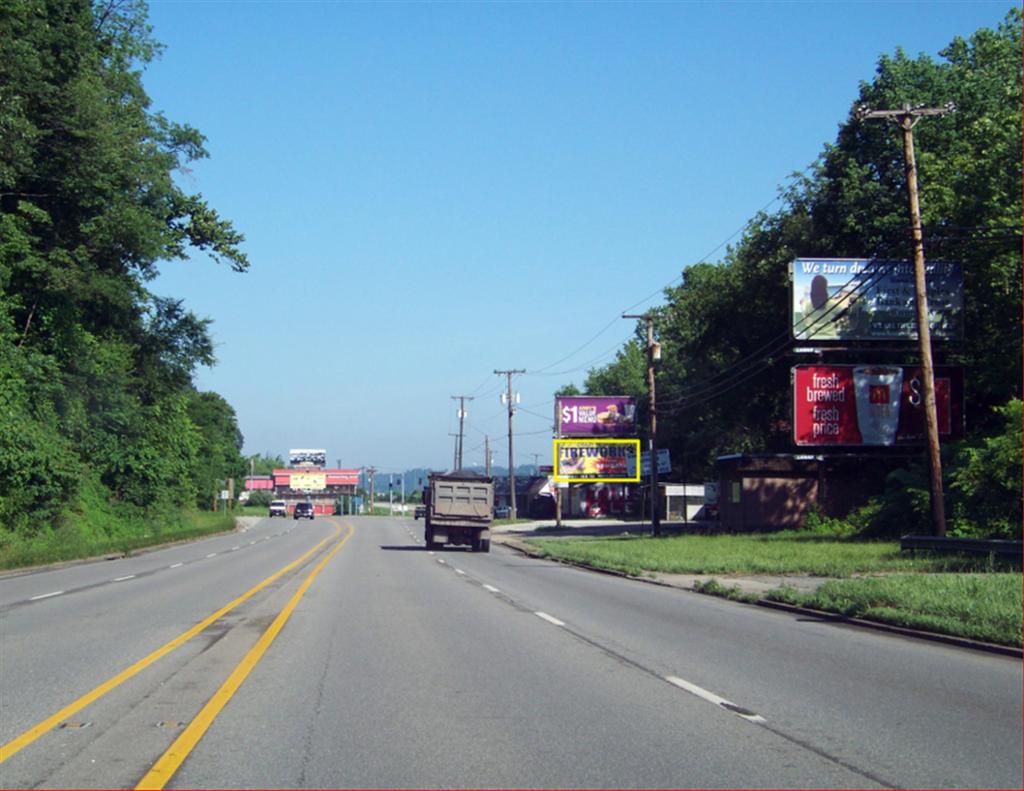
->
[793,365,964,447]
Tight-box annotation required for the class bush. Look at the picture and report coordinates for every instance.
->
[949,399,1022,539]
[246,490,272,508]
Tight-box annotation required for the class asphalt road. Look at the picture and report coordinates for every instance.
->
[1,515,1020,789]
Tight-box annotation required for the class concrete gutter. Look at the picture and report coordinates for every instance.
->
[493,534,1023,660]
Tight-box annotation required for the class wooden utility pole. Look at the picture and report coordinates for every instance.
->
[859,101,953,537]
[485,434,491,476]
[451,395,474,470]
[624,313,661,536]
[495,369,525,518]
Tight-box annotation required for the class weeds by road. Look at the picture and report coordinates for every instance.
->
[0,511,236,570]
[527,532,1022,647]
[527,531,1019,577]
[767,574,1022,647]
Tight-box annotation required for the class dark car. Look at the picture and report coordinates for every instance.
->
[493,505,511,519]
[414,505,427,520]
[293,502,315,520]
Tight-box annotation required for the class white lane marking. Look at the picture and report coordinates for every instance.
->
[231,546,240,551]
[30,591,63,601]
[535,611,566,627]
[437,559,446,565]
[483,584,500,594]
[169,562,183,569]
[455,569,466,575]
[113,575,136,582]
[665,676,766,723]
[427,551,434,556]
[206,553,217,558]
[249,541,256,545]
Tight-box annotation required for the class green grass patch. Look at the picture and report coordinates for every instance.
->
[765,574,1023,647]
[0,504,236,570]
[526,531,1019,577]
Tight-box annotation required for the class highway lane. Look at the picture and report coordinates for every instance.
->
[1,514,1020,789]
[446,524,1023,789]
[0,516,345,787]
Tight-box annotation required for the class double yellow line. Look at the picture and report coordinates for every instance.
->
[1,521,354,789]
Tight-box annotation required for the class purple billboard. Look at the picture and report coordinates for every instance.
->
[557,396,637,437]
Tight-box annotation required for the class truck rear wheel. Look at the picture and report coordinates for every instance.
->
[480,539,491,553]
[470,534,482,552]
[425,526,437,550]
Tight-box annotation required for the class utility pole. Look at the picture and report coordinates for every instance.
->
[495,369,525,519]
[366,466,377,515]
[858,101,954,537]
[485,435,491,477]
[623,313,661,537]
[451,395,474,470]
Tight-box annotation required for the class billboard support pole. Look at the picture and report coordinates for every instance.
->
[859,102,953,537]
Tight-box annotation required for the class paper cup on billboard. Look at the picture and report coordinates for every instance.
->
[853,366,903,445]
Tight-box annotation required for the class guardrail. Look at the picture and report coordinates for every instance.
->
[900,535,1023,558]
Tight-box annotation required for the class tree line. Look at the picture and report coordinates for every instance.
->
[1,0,250,550]
[566,11,1022,538]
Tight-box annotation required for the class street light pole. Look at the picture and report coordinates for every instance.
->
[859,101,954,537]
[495,369,525,519]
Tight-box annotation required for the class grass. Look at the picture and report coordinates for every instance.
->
[0,510,237,570]
[526,531,1020,577]
[525,531,1022,647]
[766,574,1022,647]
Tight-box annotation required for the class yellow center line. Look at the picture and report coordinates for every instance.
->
[136,522,355,790]
[0,522,343,765]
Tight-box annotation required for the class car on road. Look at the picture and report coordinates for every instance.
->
[494,505,511,519]
[414,505,426,519]
[269,500,288,518]
[293,502,315,520]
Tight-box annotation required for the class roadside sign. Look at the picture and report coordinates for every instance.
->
[640,449,671,475]
[219,490,230,500]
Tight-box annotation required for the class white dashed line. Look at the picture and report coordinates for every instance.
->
[534,611,566,627]
[206,553,217,558]
[169,563,183,569]
[427,551,434,556]
[438,559,446,565]
[113,575,136,582]
[249,541,256,545]
[455,569,466,575]
[231,546,240,551]
[30,591,63,601]
[665,676,766,723]
[483,584,500,594]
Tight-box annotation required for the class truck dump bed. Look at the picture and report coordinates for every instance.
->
[429,474,493,524]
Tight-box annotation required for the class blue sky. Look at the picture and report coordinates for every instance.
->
[145,0,1011,473]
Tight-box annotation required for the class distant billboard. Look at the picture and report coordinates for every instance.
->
[793,365,964,447]
[289,448,326,467]
[557,396,637,437]
[791,258,963,342]
[290,472,327,491]
[553,439,640,483]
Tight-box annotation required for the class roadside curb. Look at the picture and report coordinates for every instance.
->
[493,535,1023,659]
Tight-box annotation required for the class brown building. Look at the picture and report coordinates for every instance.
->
[715,453,902,531]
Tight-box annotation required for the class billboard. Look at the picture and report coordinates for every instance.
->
[791,259,963,342]
[553,439,640,483]
[290,472,327,491]
[289,448,326,467]
[793,365,964,447]
[557,396,637,437]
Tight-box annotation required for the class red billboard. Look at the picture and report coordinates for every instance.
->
[793,365,964,447]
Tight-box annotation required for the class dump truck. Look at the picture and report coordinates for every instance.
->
[423,472,493,552]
